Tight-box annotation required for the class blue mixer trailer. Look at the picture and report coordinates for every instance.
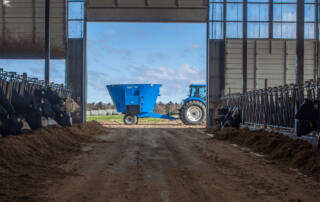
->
[106,84,176,125]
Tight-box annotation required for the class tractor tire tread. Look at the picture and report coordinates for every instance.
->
[179,100,206,125]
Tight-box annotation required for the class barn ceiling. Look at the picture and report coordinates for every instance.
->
[0,0,208,59]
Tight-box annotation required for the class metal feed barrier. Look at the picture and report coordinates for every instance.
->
[221,80,320,146]
[0,68,71,101]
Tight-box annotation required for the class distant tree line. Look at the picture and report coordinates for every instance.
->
[87,102,115,111]
[87,101,181,114]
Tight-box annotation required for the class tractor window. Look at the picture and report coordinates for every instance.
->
[199,87,206,98]
[190,87,197,97]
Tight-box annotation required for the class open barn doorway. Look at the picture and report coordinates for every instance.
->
[65,0,209,125]
[86,22,207,127]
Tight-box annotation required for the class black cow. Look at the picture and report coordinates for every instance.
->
[0,88,15,116]
[46,87,64,105]
[11,89,43,130]
[295,100,320,137]
[52,104,71,126]
[0,118,23,137]
[0,89,24,137]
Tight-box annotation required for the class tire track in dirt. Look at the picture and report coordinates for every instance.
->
[46,128,320,202]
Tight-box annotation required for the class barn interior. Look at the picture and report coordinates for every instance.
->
[1,1,320,202]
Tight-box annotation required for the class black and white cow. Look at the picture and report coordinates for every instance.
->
[216,106,242,128]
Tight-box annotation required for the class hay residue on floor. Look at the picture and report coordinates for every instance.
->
[206,127,320,181]
[0,121,108,202]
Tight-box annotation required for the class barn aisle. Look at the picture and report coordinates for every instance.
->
[46,128,320,202]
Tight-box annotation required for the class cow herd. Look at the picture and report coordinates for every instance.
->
[0,70,73,138]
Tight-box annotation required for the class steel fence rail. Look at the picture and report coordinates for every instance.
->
[221,79,320,131]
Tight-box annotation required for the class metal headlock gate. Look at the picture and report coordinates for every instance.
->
[0,68,72,101]
[221,79,320,146]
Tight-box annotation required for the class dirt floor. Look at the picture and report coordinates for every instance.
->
[99,119,205,128]
[42,127,320,202]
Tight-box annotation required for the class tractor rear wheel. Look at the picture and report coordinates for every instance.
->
[123,114,138,125]
[179,100,206,125]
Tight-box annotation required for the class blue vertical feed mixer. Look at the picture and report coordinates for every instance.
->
[106,84,176,125]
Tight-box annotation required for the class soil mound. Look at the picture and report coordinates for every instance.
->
[0,121,108,202]
[206,128,320,181]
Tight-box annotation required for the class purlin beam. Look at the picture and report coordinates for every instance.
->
[45,0,51,84]
[296,0,304,85]
[243,0,248,93]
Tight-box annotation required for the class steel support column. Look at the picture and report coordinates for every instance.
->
[206,3,211,128]
[223,0,226,39]
[268,0,273,53]
[45,0,51,84]
[284,40,287,85]
[296,0,304,85]
[207,40,225,128]
[243,0,248,93]
[254,40,257,90]
[295,0,304,134]
[316,0,319,80]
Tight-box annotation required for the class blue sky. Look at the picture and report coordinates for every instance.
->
[0,23,206,104]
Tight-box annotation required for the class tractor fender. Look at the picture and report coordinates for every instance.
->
[183,97,207,106]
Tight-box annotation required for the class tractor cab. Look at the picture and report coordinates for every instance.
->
[189,84,206,100]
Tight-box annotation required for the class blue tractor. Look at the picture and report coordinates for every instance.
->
[179,84,207,125]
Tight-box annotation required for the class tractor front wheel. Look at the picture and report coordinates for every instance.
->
[180,100,206,125]
[123,114,138,125]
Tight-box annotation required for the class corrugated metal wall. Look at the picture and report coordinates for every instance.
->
[0,0,67,59]
[86,0,208,22]
[225,39,316,94]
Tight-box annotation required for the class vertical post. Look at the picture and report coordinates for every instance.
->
[254,40,257,90]
[83,1,87,122]
[206,2,211,127]
[223,0,226,40]
[296,0,304,85]
[243,0,248,93]
[265,79,268,89]
[316,0,319,80]
[45,0,50,84]
[1,0,6,46]
[284,40,287,85]
[295,0,304,135]
[269,0,273,54]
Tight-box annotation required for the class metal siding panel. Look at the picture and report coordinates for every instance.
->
[87,7,207,22]
[148,0,177,7]
[86,0,207,22]
[225,39,243,94]
[224,39,316,93]
[0,0,66,59]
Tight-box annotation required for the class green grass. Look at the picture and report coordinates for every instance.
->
[87,115,173,123]
[87,115,123,122]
